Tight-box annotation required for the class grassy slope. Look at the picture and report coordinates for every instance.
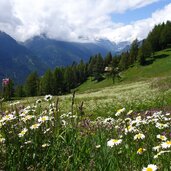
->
[77,48,171,93]
[123,48,171,81]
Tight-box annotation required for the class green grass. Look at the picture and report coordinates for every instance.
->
[75,77,114,93]
[1,96,171,170]
[77,48,171,93]
[123,48,171,82]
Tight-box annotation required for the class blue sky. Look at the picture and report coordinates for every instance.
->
[111,0,171,24]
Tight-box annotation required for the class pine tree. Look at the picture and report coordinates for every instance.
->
[119,52,129,71]
[41,69,55,95]
[25,72,39,97]
[53,67,64,95]
[15,85,25,97]
[147,23,164,52]
[77,60,87,83]
[160,21,171,49]
[129,39,139,64]
[88,56,96,77]
[138,40,152,65]
[64,67,73,92]
[104,52,112,67]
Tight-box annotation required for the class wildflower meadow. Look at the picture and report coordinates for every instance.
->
[0,93,171,170]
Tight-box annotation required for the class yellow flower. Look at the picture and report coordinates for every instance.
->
[137,148,146,155]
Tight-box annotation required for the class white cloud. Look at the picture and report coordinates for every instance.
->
[0,0,170,43]
[105,3,171,42]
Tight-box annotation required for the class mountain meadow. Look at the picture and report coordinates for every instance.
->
[1,22,171,170]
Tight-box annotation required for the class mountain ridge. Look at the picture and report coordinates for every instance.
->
[0,31,130,84]
[24,35,130,68]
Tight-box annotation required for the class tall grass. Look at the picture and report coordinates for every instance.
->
[0,94,171,170]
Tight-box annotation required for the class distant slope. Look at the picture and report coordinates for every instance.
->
[122,48,171,81]
[24,35,130,69]
[0,31,46,84]
[77,48,171,93]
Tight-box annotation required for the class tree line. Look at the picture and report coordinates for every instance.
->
[1,21,171,99]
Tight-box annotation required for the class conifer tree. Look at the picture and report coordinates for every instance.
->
[15,85,25,97]
[25,72,39,97]
[53,67,64,95]
[160,21,171,49]
[104,52,112,66]
[119,52,129,71]
[129,39,139,64]
[147,23,164,52]
[41,69,54,95]
[64,67,73,92]
[138,40,152,65]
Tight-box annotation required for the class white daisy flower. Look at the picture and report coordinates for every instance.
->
[127,110,133,115]
[30,123,41,130]
[107,139,122,147]
[18,128,28,137]
[42,143,50,147]
[115,108,125,116]
[142,164,157,171]
[24,141,32,144]
[152,145,161,152]
[157,134,167,141]
[21,115,34,122]
[96,145,101,148]
[1,114,16,122]
[36,99,42,104]
[44,95,52,101]
[156,123,169,129]
[161,141,171,149]
[134,133,145,140]
[38,116,50,123]
[103,118,114,124]
[0,137,5,143]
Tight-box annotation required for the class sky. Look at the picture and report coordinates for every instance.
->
[0,0,171,43]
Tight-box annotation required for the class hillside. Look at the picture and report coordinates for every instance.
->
[77,48,171,93]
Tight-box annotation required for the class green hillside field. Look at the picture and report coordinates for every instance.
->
[77,48,171,92]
